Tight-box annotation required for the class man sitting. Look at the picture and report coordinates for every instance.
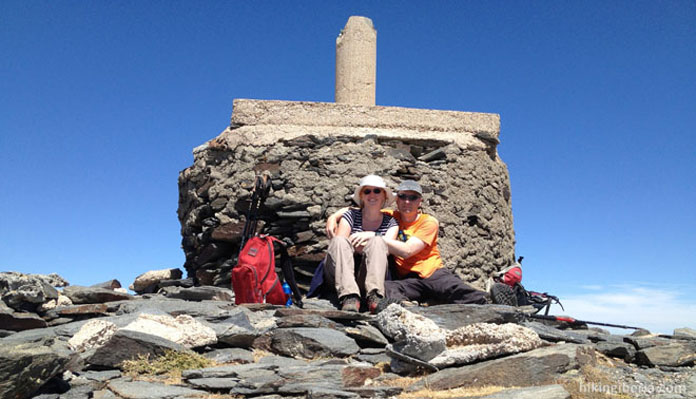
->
[328,180,517,308]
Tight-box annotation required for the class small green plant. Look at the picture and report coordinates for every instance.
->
[121,350,214,379]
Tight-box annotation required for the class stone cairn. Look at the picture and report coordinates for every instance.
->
[178,16,515,291]
[2,270,695,399]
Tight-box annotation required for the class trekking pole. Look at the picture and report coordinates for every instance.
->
[528,314,642,330]
[238,174,271,256]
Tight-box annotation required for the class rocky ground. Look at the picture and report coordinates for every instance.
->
[1,270,694,399]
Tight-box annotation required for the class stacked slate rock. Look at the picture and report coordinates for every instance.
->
[2,271,695,399]
[178,99,517,292]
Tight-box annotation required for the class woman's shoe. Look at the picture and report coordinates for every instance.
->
[340,294,361,312]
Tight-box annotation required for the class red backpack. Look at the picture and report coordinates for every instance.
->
[231,235,288,305]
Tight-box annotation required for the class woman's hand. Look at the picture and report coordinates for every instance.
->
[349,231,375,251]
[325,207,351,239]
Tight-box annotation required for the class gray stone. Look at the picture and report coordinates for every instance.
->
[480,384,570,399]
[202,347,254,364]
[185,377,240,390]
[635,341,696,367]
[61,286,132,304]
[256,354,310,368]
[78,370,122,382]
[522,321,591,344]
[274,364,346,394]
[274,307,371,322]
[406,344,596,391]
[346,386,404,397]
[106,380,209,399]
[307,387,360,399]
[115,298,235,320]
[355,348,390,365]
[269,327,360,359]
[344,323,389,347]
[0,340,74,399]
[182,362,277,379]
[276,313,343,329]
[674,327,696,340]
[90,280,122,290]
[594,340,637,362]
[0,307,47,331]
[158,285,234,302]
[625,335,673,350]
[216,309,268,347]
[410,304,524,329]
[85,329,190,369]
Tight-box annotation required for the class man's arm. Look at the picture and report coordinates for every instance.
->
[383,236,426,259]
[383,217,439,259]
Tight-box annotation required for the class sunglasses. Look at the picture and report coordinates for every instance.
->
[362,188,383,195]
[397,193,421,201]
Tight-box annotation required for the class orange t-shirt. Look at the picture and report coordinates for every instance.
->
[384,210,443,278]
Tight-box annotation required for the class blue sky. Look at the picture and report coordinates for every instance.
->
[1,1,694,334]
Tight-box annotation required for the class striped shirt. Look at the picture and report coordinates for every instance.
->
[342,208,398,235]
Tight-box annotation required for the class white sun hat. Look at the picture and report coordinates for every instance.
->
[351,175,395,207]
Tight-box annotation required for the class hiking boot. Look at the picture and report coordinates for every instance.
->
[374,297,403,314]
[490,283,518,307]
[367,290,383,314]
[340,294,360,312]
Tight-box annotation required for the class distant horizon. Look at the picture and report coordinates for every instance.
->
[2,1,694,335]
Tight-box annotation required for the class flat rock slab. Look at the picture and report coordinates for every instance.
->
[480,384,570,399]
[407,344,596,391]
[522,321,591,344]
[203,347,254,364]
[55,303,109,316]
[410,304,523,330]
[270,327,360,359]
[274,308,371,322]
[115,298,235,320]
[107,379,209,399]
[0,308,47,331]
[62,286,132,304]
[276,313,343,330]
[159,286,235,302]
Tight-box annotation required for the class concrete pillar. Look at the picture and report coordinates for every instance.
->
[335,16,376,106]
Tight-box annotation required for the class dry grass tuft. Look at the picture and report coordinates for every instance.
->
[251,348,272,362]
[399,385,510,398]
[121,349,215,380]
[558,360,633,399]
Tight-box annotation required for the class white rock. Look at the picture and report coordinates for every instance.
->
[430,322,543,367]
[376,304,447,361]
[68,319,118,352]
[121,313,217,348]
[38,299,57,312]
[57,294,73,306]
[129,268,182,292]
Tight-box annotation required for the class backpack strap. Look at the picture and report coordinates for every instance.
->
[267,236,304,308]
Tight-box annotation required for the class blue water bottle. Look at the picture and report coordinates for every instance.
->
[282,282,292,307]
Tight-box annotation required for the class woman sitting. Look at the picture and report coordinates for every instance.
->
[324,175,398,312]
